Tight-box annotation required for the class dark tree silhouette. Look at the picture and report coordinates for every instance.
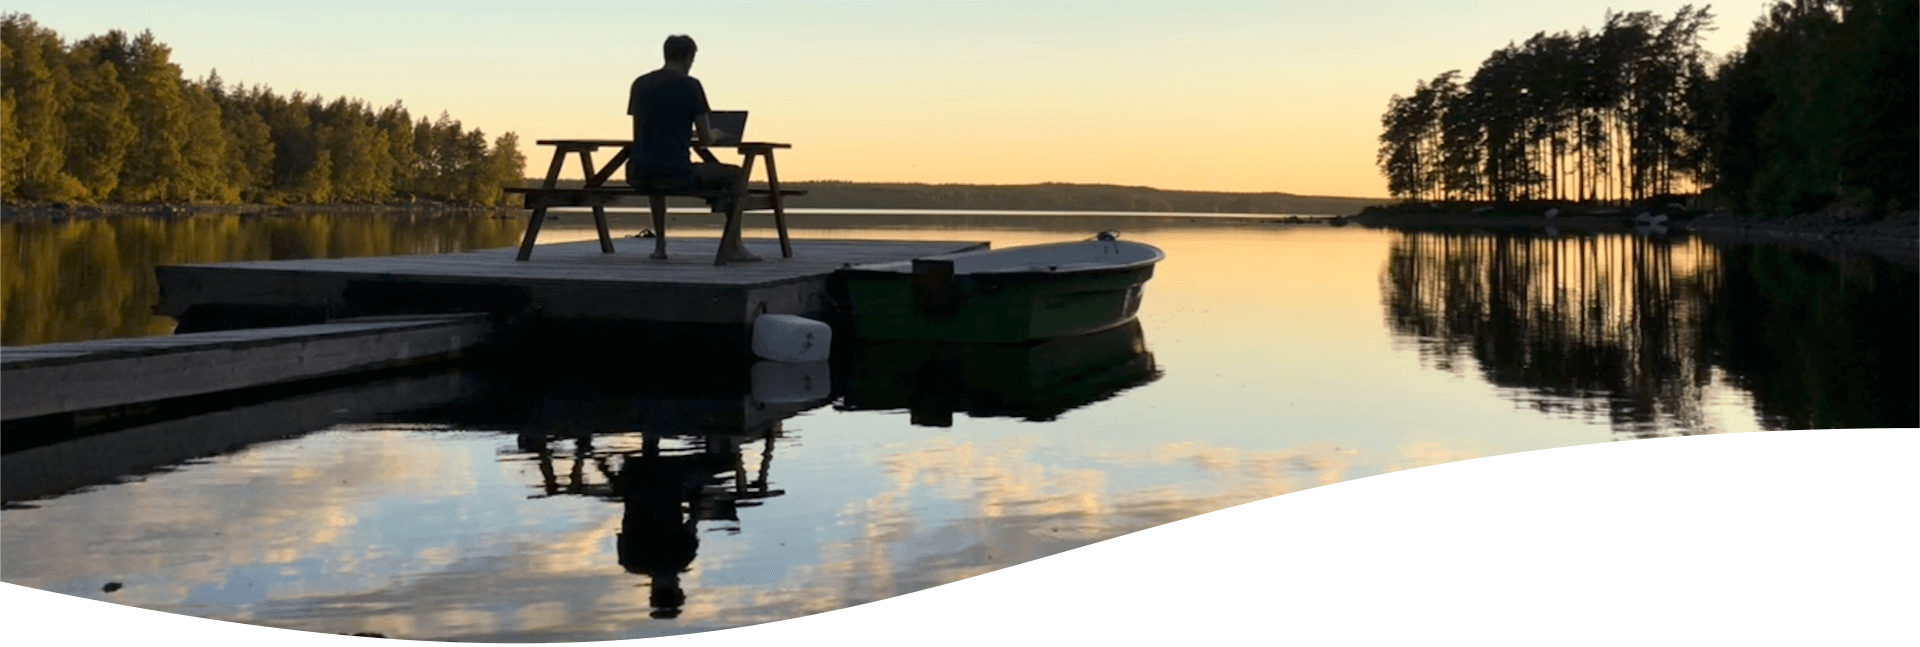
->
[1381,1,1917,218]
[1380,7,1719,206]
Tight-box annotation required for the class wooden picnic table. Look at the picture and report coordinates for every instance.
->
[506,139,803,264]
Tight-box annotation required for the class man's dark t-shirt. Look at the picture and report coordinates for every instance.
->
[627,69,710,182]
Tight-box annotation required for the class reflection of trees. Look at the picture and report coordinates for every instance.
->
[1,212,523,345]
[1385,231,1719,435]
[1704,246,1918,429]
[1382,231,1918,432]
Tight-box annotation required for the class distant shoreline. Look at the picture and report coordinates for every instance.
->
[2,180,1392,223]
[7,194,1912,268]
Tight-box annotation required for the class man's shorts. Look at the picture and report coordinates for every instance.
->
[631,163,745,213]
[631,163,744,196]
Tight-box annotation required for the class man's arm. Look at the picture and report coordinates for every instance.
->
[693,113,716,147]
[692,113,722,164]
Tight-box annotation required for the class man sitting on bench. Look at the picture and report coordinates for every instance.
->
[628,34,756,262]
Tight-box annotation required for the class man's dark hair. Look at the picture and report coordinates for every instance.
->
[664,35,697,62]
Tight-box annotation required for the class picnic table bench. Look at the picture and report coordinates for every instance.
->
[506,139,805,265]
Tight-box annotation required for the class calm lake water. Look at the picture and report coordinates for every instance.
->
[2,210,1915,641]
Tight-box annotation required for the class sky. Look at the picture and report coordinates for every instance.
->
[13,1,1771,197]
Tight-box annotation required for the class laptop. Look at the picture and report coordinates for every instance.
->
[703,110,747,146]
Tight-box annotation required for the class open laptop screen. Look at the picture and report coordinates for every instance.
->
[704,111,747,146]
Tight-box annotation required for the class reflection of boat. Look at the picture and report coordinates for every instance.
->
[834,320,1160,426]
[834,237,1163,343]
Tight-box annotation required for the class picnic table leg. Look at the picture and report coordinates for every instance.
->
[738,151,759,189]
[515,150,571,262]
[517,206,550,262]
[574,150,615,254]
[577,149,598,185]
[649,194,669,259]
[764,152,792,258]
[590,206,615,253]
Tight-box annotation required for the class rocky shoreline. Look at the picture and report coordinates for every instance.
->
[1345,204,1917,268]
[1681,210,1918,264]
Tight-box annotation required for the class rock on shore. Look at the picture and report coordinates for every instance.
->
[1683,209,1917,267]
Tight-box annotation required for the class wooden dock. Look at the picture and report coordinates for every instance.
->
[1,314,489,422]
[154,237,988,330]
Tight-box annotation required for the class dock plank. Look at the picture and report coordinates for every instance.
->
[1,314,491,421]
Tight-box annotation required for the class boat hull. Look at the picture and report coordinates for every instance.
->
[836,262,1153,343]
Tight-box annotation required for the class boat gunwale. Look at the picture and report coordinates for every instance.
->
[836,240,1165,278]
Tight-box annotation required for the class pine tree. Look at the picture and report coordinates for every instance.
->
[109,30,193,202]
[483,131,526,206]
[265,91,329,203]
[63,35,138,202]
[375,101,415,200]
[453,128,489,203]
[216,83,275,201]
[1,13,85,201]
[180,76,234,201]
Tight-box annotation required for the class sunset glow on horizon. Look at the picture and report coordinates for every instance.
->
[15,1,1768,197]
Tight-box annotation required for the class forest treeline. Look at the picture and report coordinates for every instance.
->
[561,179,1388,215]
[1377,0,1917,217]
[0,14,526,206]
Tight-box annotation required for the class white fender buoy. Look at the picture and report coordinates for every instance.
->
[751,360,831,404]
[1544,207,1560,219]
[752,314,832,363]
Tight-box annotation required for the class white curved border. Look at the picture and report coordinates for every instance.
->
[7,428,1915,645]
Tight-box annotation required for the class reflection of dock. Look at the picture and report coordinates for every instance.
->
[1,314,488,423]
[155,238,986,331]
[2,369,484,503]
[836,320,1160,426]
[423,344,833,437]
[518,430,785,525]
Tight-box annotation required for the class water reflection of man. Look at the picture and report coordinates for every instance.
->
[614,436,714,619]
[627,34,756,262]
